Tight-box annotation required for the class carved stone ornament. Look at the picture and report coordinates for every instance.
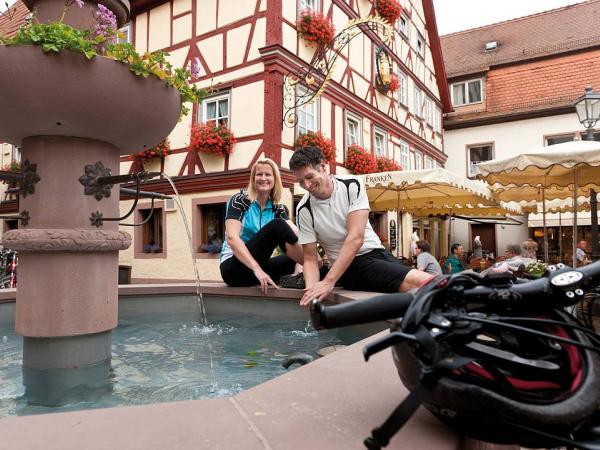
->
[2,229,132,252]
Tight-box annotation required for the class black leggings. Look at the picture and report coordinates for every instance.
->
[220,218,298,287]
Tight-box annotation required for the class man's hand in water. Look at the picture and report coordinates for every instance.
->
[300,279,334,306]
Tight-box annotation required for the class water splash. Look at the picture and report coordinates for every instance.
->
[162,174,217,392]
[162,174,207,326]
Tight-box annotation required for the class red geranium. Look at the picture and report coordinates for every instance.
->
[189,121,236,156]
[375,155,401,172]
[388,73,399,93]
[296,9,336,48]
[128,139,170,162]
[376,0,402,25]
[346,144,377,175]
[296,131,336,163]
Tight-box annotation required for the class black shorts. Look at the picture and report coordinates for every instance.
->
[339,249,412,293]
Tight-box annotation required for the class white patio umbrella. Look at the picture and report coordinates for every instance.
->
[473,140,600,266]
[365,168,508,256]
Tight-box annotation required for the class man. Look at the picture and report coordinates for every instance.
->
[414,240,443,276]
[289,147,432,306]
[576,240,590,266]
[445,243,465,274]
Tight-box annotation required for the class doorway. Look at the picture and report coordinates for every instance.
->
[470,223,496,258]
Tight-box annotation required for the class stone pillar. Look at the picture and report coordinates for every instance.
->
[3,136,131,405]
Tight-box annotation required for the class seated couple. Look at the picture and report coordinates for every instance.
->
[220,148,432,305]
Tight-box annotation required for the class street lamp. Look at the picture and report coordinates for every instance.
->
[575,86,600,141]
[575,86,600,261]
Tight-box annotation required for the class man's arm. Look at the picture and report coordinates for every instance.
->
[299,209,368,306]
[301,242,320,288]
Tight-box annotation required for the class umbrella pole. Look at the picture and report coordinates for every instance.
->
[397,192,402,258]
[542,189,548,262]
[559,212,562,263]
[573,167,578,267]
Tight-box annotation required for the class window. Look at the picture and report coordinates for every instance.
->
[12,145,21,163]
[413,87,422,118]
[198,203,226,253]
[202,92,229,126]
[346,113,362,147]
[398,70,408,106]
[414,150,423,170]
[373,127,388,157]
[140,208,164,254]
[424,97,433,126]
[546,134,575,146]
[434,106,442,133]
[416,31,425,59]
[118,23,131,44]
[298,0,317,11]
[451,79,482,106]
[399,140,410,170]
[397,13,410,40]
[425,156,434,169]
[296,85,318,135]
[467,144,494,177]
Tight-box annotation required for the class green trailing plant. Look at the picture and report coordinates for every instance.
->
[0,3,205,118]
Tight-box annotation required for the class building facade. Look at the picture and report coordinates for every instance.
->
[0,0,450,281]
[441,0,600,261]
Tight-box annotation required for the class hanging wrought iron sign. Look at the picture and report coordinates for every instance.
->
[283,16,394,127]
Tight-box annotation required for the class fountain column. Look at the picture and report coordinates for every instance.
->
[0,0,181,405]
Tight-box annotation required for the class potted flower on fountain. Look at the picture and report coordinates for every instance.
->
[296,131,336,163]
[189,121,236,157]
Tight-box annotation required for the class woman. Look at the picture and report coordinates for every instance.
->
[220,158,303,293]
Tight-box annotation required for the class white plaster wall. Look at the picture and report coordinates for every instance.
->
[444,112,583,253]
[172,0,191,16]
[197,35,223,72]
[197,0,217,35]
[172,15,192,45]
[134,12,148,53]
[230,82,264,137]
[227,23,251,68]
[248,18,266,61]
[218,0,256,27]
[148,3,171,52]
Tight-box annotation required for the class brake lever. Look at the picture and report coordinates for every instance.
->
[363,331,418,362]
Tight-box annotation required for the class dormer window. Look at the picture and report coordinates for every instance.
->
[485,41,497,52]
[451,79,483,107]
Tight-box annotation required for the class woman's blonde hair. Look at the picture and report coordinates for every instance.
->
[247,158,283,204]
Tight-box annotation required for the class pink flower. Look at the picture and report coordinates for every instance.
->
[191,57,201,78]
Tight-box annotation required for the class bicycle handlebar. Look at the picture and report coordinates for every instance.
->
[311,260,600,330]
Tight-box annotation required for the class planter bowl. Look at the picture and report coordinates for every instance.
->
[0,45,181,154]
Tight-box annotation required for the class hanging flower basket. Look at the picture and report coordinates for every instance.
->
[189,121,236,156]
[346,144,377,174]
[128,139,170,163]
[376,0,402,25]
[375,155,401,172]
[297,9,336,48]
[0,161,21,187]
[296,131,336,163]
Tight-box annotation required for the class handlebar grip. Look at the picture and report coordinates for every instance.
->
[310,293,414,330]
[578,259,600,286]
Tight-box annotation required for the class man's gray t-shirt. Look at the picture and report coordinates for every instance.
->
[416,252,443,275]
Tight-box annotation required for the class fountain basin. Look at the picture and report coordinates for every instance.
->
[0,45,181,152]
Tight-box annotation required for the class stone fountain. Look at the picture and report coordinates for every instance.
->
[0,0,181,404]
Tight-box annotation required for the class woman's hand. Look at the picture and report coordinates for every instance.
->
[253,267,278,294]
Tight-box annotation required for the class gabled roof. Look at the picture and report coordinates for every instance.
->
[441,0,600,78]
[0,1,29,39]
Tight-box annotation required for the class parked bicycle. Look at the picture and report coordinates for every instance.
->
[311,260,600,450]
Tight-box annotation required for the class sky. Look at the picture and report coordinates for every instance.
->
[432,0,588,35]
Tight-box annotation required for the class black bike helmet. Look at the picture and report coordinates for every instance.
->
[391,271,600,449]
